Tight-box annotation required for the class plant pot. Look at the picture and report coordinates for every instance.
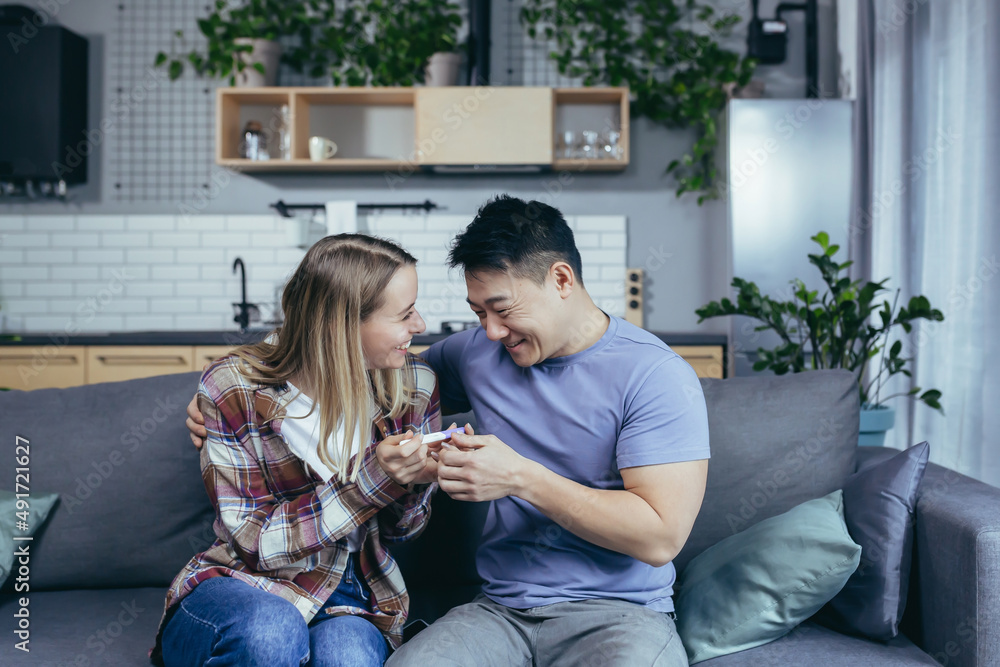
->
[425,52,462,87]
[233,38,281,87]
[859,405,896,447]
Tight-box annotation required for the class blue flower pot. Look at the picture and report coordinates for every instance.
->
[859,405,896,447]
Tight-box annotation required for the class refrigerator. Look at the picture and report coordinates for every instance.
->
[721,99,854,376]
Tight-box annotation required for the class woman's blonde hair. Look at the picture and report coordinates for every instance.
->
[231,234,418,483]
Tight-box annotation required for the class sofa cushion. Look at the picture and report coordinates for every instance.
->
[0,489,59,587]
[0,372,215,591]
[815,441,929,640]
[676,490,862,664]
[0,587,166,665]
[695,621,939,666]
[674,369,859,573]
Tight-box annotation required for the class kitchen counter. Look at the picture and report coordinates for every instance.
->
[0,330,726,348]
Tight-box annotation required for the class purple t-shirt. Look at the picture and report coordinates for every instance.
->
[421,315,711,612]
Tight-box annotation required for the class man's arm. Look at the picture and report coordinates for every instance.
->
[437,437,707,567]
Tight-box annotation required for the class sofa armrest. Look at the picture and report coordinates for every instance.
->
[898,455,999,666]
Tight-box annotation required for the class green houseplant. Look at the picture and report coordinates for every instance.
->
[520,0,756,204]
[695,232,945,444]
[154,0,331,86]
[306,0,463,86]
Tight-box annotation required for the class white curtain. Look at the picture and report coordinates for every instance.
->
[870,0,1000,487]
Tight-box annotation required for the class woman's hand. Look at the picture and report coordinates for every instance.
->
[376,431,437,488]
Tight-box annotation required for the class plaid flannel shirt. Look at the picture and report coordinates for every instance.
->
[150,352,440,664]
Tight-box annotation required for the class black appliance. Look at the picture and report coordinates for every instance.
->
[0,4,89,191]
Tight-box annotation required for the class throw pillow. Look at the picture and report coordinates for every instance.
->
[813,441,929,640]
[675,490,861,664]
[0,490,60,587]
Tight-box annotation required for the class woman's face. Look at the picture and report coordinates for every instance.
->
[360,264,426,369]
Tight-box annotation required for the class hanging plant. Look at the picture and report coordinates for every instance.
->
[521,0,756,204]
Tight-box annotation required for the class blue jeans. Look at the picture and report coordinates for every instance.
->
[162,554,389,667]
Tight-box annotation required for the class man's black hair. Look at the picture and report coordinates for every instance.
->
[448,194,584,286]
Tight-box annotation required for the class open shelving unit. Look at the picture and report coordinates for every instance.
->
[216,86,629,173]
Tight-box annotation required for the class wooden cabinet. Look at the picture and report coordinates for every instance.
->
[86,346,195,384]
[672,345,725,379]
[193,346,238,371]
[216,86,628,172]
[0,346,86,391]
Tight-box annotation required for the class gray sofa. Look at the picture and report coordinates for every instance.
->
[0,369,997,666]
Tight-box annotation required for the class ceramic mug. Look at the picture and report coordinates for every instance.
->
[309,136,338,161]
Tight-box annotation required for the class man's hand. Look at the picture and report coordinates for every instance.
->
[187,394,207,448]
[437,429,535,502]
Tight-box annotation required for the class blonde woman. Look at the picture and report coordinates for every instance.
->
[150,235,451,667]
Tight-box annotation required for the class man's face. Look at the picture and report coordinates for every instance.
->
[465,269,560,367]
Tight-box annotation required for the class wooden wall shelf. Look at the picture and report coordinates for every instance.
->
[216,86,629,173]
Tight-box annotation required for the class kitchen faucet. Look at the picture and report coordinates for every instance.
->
[232,257,259,332]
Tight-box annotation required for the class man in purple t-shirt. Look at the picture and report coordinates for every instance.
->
[389,195,710,666]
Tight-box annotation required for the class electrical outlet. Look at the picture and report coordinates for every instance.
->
[625,268,643,328]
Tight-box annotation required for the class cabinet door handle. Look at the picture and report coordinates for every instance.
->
[96,355,188,366]
[0,354,80,365]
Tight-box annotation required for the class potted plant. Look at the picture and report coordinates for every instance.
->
[154,0,330,86]
[695,232,945,446]
[521,0,756,204]
[303,0,463,87]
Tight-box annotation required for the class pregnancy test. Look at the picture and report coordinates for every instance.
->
[399,426,466,447]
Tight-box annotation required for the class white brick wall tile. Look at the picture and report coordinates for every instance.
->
[70,282,108,298]
[48,296,87,311]
[0,283,25,298]
[1,266,48,280]
[76,249,125,264]
[203,232,250,247]
[50,266,96,281]
[582,266,602,284]
[151,299,196,314]
[102,232,151,247]
[125,315,176,330]
[126,215,176,231]
[29,216,76,231]
[424,215,470,232]
[176,314,228,330]
[424,249,449,265]
[580,249,626,265]
[25,249,73,264]
[180,249,227,264]
[96,299,150,315]
[77,216,126,231]
[400,232,452,250]
[600,233,627,248]
[418,265,456,282]
[276,249,306,265]
[249,265,295,283]
[178,215,226,232]
[52,232,100,247]
[223,249,274,265]
[199,297,233,314]
[176,281,225,298]
[602,266,626,281]
[585,283,624,298]
[152,265,203,281]
[201,265,232,281]
[251,232,288,248]
[575,216,626,233]
[152,232,201,247]
[127,249,176,264]
[126,282,174,297]
[22,316,70,331]
[106,265,149,281]
[74,315,125,332]
[26,283,74,298]
[226,215,279,232]
[573,233,601,248]
[0,249,24,264]
[0,216,26,232]
[5,233,49,247]
[368,215,412,233]
[5,299,48,314]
